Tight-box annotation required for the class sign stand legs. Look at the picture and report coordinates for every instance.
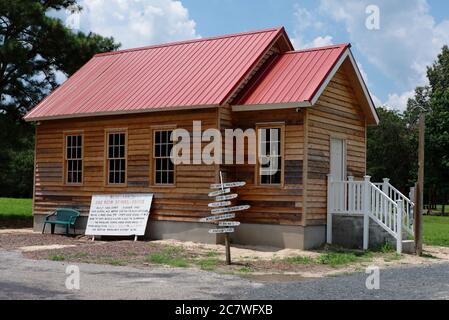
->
[134,235,138,242]
[91,236,95,242]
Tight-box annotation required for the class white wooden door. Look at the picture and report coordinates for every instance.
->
[330,138,346,181]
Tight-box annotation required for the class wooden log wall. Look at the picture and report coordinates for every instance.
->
[304,67,367,225]
[222,108,305,225]
[34,108,219,223]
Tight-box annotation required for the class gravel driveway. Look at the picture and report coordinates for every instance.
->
[1,249,449,300]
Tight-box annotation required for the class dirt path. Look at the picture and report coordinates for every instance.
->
[1,230,448,279]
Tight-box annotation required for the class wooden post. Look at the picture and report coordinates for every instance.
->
[220,171,232,265]
[415,113,425,256]
[225,233,231,265]
[363,176,371,250]
[326,174,333,244]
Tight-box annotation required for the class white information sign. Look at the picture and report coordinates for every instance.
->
[211,205,250,215]
[210,181,246,189]
[209,228,234,234]
[208,201,231,208]
[85,193,153,236]
[200,213,235,222]
[215,194,238,201]
[208,188,231,197]
[218,221,240,227]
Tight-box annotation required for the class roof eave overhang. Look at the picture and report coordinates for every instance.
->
[232,101,311,112]
[24,104,219,122]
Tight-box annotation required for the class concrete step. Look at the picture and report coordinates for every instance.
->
[402,240,415,254]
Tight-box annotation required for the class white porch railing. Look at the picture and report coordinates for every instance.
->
[327,175,415,254]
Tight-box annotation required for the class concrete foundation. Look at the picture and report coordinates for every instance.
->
[331,214,397,249]
[230,223,325,250]
[147,220,325,249]
[34,214,325,249]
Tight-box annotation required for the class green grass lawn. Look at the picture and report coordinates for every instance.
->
[423,215,449,247]
[0,198,33,218]
[0,197,448,247]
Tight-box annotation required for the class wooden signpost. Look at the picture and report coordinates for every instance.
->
[209,228,234,234]
[208,188,231,197]
[215,194,238,201]
[208,201,232,208]
[210,182,246,189]
[201,172,250,265]
[211,205,250,215]
[218,221,240,227]
[200,213,235,222]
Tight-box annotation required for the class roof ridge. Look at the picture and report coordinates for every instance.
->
[95,27,284,57]
[283,43,350,54]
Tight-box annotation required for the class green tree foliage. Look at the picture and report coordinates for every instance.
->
[0,0,120,197]
[406,46,449,206]
[368,45,449,206]
[367,107,415,192]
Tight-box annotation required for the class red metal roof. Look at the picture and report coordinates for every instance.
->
[235,44,350,106]
[25,27,288,121]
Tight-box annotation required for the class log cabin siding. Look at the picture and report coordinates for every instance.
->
[304,68,367,225]
[222,108,305,225]
[34,108,219,223]
[34,106,306,226]
[33,69,368,229]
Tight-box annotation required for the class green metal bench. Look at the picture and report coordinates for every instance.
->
[42,208,80,236]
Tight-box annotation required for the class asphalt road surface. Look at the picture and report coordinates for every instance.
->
[1,250,448,300]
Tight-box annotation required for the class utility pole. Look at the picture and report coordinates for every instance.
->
[415,112,425,256]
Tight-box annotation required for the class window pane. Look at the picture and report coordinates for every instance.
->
[154,130,174,185]
[259,128,281,185]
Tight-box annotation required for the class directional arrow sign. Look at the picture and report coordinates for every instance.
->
[215,193,238,202]
[200,213,235,223]
[211,205,250,215]
[208,188,231,197]
[210,181,246,189]
[208,201,231,208]
[218,221,240,227]
[209,228,234,234]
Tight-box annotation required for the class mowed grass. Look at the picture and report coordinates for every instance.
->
[0,198,32,218]
[423,215,449,247]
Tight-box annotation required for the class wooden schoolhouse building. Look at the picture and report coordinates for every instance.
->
[26,27,414,250]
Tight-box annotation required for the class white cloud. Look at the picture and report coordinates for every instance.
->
[318,0,449,90]
[384,90,415,111]
[77,0,199,49]
[292,6,333,49]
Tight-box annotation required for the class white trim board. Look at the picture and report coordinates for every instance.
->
[232,102,310,112]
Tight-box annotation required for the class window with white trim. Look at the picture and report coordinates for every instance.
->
[107,132,126,184]
[259,127,282,185]
[65,135,83,184]
[154,130,174,185]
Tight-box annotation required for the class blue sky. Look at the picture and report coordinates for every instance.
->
[58,0,449,111]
